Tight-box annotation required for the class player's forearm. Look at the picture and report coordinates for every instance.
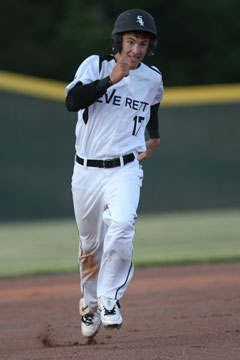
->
[138,138,160,161]
[146,138,160,155]
[65,76,112,112]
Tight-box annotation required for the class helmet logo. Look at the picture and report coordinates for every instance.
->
[136,15,144,26]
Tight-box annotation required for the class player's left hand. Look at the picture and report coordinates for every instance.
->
[138,138,160,161]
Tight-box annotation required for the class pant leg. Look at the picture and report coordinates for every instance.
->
[72,163,106,312]
[97,161,143,300]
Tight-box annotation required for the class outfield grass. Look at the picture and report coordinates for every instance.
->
[134,209,240,266]
[0,209,240,278]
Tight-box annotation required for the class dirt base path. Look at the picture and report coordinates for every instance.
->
[1,262,240,360]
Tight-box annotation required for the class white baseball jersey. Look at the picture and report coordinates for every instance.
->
[66,54,164,159]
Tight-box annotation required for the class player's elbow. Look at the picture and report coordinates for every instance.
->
[65,94,78,112]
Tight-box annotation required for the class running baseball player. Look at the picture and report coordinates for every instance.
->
[65,9,164,338]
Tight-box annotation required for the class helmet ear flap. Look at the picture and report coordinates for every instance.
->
[147,37,157,56]
[111,33,122,54]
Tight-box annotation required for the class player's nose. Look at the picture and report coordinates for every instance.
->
[132,44,141,55]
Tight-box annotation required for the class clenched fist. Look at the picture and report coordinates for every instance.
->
[109,57,129,84]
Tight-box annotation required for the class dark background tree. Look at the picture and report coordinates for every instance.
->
[1,0,240,86]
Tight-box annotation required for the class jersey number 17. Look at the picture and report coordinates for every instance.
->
[132,116,144,136]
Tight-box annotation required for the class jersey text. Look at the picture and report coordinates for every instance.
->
[97,90,149,111]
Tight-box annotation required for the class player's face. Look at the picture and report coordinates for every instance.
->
[120,33,150,70]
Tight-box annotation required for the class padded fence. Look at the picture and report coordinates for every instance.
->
[0,76,240,220]
[140,103,240,213]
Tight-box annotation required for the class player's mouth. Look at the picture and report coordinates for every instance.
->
[127,55,141,68]
[128,55,140,60]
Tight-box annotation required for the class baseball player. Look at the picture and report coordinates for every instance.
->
[65,9,163,338]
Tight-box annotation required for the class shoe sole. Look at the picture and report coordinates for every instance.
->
[102,322,122,330]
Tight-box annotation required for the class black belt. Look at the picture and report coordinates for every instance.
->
[76,153,135,168]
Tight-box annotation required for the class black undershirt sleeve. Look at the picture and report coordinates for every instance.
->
[65,76,112,112]
[147,103,160,139]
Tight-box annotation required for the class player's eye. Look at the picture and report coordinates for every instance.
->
[127,39,135,45]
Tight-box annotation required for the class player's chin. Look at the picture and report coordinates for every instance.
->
[128,57,141,69]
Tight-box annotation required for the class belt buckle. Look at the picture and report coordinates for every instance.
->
[103,159,113,168]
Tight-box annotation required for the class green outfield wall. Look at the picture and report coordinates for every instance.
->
[139,103,240,213]
[0,73,240,220]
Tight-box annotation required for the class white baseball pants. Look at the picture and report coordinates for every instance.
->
[71,157,143,313]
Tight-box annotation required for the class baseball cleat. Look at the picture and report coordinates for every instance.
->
[81,312,101,338]
[79,298,101,338]
[98,296,122,329]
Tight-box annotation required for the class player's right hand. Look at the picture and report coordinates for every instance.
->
[109,56,129,84]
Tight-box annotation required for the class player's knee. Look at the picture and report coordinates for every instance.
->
[113,216,135,237]
[104,217,135,260]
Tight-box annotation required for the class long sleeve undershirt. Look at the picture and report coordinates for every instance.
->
[65,77,160,138]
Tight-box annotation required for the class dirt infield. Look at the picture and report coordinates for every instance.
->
[0,262,240,360]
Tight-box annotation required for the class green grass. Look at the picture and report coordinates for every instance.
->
[134,209,240,266]
[0,209,240,278]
